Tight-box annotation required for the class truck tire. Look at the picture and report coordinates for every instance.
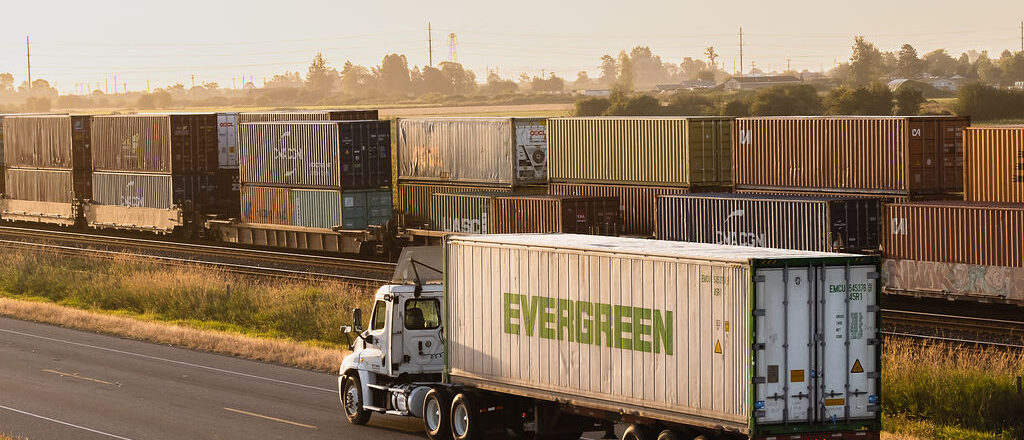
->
[340,374,371,425]
[622,424,652,440]
[450,392,483,440]
[423,388,453,440]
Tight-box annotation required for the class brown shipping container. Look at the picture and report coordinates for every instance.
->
[240,185,290,225]
[237,109,378,124]
[734,116,969,196]
[547,116,733,187]
[964,126,1024,203]
[734,188,911,204]
[92,114,218,174]
[884,201,1024,268]
[397,182,544,226]
[5,168,74,203]
[2,115,74,169]
[492,195,620,235]
[549,182,690,236]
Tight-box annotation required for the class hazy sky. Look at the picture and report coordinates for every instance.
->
[0,0,1021,93]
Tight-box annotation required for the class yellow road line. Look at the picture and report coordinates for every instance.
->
[42,369,119,386]
[223,407,317,429]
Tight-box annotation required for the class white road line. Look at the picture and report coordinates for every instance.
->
[0,403,136,440]
[0,327,335,393]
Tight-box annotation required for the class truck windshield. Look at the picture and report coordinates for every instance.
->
[404,299,440,330]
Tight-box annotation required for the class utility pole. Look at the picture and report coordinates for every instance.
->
[123,84,126,94]
[191,74,195,89]
[105,78,108,94]
[146,80,150,92]
[25,36,31,90]
[1020,20,1023,52]
[428,22,433,67]
[787,58,792,72]
[737,27,745,76]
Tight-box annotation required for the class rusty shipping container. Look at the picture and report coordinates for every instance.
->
[491,194,619,235]
[446,234,880,437]
[396,117,548,186]
[2,114,93,199]
[656,193,881,253]
[963,126,1024,203]
[237,109,378,124]
[238,120,390,189]
[549,182,690,236]
[547,116,733,188]
[92,114,218,174]
[240,185,290,225]
[4,168,74,203]
[397,182,545,226]
[884,201,1024,268]
[733,116,969,197]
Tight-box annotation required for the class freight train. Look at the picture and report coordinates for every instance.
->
[0,111,1020,305]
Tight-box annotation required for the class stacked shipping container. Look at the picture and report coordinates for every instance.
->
[237,109,379,124]
[88,114,219,232]
[430,193,619,235]
[395,117,548,225]
[656,193,881,253]
[216,113,240,217]
[883,201,1024,303]
[237,119,392,230]
[1,115,92,224]
[547,117,733,235]
[963,126,1024,203]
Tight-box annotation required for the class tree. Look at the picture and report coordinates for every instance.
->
[664,91,716,115]
[599,55,618,85]
[340,61,374,96]
[613,51,634,94]
[266,72,303,88]
[848,37,883,86]
[482,72,518,94]
[956,82,1024,120]
[997,51,1024,84]
[722,99,751,117]
[922,49,958,77]
[306,52,339,94]
[572,71,594,89]
[750,85,823,116]
[895,44,924,78]
[824,82,894,115]
[574,97,611,116]
[438,62,477,94]
[628,46,669,87]
[0,73,13,92]
[679,57,709,80]
[530,73,564,93]
[376,54,411,94]
[413,66,452,95]
[705,46,719,68]
[976,52,1002,85]
[604,94,662,116]
[201,81,219,90]
[893,87,925,115]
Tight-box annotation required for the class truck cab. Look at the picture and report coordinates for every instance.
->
[338,247,446,425]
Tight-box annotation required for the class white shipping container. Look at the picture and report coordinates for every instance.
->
[444,234,879,436]
[237,121,341,188]
[217,112,239,169]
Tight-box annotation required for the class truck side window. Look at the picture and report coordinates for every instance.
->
[371,300,387,331]
[404,299,440,330]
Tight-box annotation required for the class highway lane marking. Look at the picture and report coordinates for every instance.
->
[224,407,317,429]
[0,403,136,440]
[43,368,120,386]
[0,327,335,394]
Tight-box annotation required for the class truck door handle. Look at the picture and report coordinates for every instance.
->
[418,341,424,355]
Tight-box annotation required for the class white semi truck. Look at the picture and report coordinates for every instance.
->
[339,235,881,440]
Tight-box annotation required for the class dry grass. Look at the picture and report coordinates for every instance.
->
[0,296,346,372]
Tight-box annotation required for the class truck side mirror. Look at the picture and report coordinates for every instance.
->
[352,308,364,332]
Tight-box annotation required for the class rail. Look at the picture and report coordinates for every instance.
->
[882,308,1024,348]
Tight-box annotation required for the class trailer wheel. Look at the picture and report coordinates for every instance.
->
[423,388,453,440]
[655,429,680,440]
[340,374,371,425]
[450,392,483,440]
[621,424,652,440]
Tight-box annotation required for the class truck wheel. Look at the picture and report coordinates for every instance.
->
[622,424,652,440]
[341,374,371,425]
[423,388,453,440]
[450,392,483,440]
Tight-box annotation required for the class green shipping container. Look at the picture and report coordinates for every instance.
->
[341,189,393,230]
[548,116,733,188]
[430,192,497,234]
[291,189,342,229]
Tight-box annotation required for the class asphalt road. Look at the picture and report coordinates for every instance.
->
[0,317,424,440]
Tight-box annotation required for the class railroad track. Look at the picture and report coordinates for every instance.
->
[0,225,395,284]
[881,308,1024,348]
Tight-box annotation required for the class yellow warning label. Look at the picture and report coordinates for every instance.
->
[724,321,730,332]
[825,398,846,406]
[851,359,864,373]
[791,369,805,383]
[714,340,722,354]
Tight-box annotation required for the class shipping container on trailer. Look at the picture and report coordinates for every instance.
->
[215,112,241,217]
[882,201,1024,303]
[445,234,880,438]
[240,185,391,231]
[240,185,290,225]
[430,192,497,234]
[491,194,620,235]
[237,109,379,124]
[396,117,548,186]
[1,115,92,225]
[963,125,1024,203]
[547,116,733,188]
[733,188,912,205]
[92,113,218,174]
[397,182,545,226]
[733,116,969,197]
[237,120,391,190]
[87,171,216,234]
[656,193,881,253]
[339,188,392,230]
[549,182,690,236]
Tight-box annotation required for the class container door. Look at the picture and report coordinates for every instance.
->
[754,266,814,424]
[818,265,879,422]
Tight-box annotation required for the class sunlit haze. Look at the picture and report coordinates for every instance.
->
[0,0,1021,93]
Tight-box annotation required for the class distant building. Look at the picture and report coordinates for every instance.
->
[582,89,611,97]
[887,78,928,92]
[1013,81,1024,90]
[722,75,802,91]
[925,75,965,92]
[654,79,715,92]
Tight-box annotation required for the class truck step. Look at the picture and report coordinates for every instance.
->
[363,405,386,412]
[385,410,408,416]
[367,384,389,391]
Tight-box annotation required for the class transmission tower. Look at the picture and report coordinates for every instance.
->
[448,33,458,64]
